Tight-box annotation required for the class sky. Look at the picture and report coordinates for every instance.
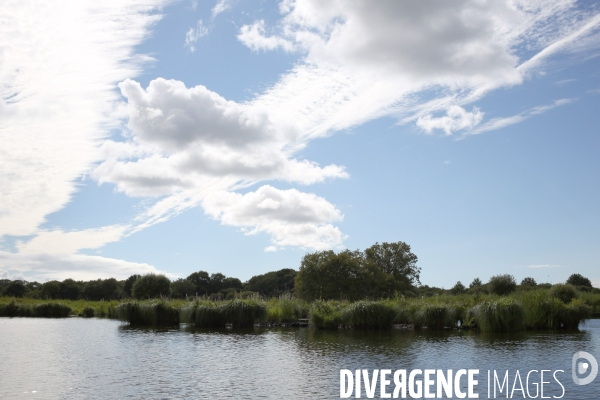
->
[1,0,599,288]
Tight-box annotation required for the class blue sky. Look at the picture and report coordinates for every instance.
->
[1,0,599,287]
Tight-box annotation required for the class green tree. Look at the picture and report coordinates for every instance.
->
[132,274,171,299]
[41,280,61,299]
[245,268,297,297]
[187,271,211,295]
[59,279,82,300]
[123,275,141,297]
[488,274,517,295]
[364,241,420,286]
[4,281,26,298]
[469,278,482,288]
[520,277,537,287]
[171,279,196,298]
[450,281,466,295]
[566,273,592,288]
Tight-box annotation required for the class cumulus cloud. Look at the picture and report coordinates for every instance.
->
[185,19,208,52]
[202,185,345,250]
[94,78,348,197]
[0,250,166,282]
[417,106,484,135]
[238,20,295,52]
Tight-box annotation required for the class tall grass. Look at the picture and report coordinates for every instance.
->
[341,301,396,329]
[180,299,267,328]
[410,302,458,330]
[310,301,342,329]
[468,298,525,332]
[115,300,179,326]
[266,294,309,323]
[519,290,591,330]
[0,300,71,318]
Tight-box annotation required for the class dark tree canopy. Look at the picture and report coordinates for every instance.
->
[488,274,517,295]
[450,281,466,295]
[4,281,26,298]
[566,273,592,288]
[171,279,197,298]
[59,279,82,300]
[469,278,482,288]
[123,275,141,297]
[521,277,537,287]
[295,242,419,301]
[245,268,297,297]
[187,271,211,295]
[132,274,172,299]
[41,280,61,299]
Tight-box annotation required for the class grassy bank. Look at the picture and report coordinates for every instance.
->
[2,287,598,331]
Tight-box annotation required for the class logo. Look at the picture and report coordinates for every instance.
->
[572,351,598,386]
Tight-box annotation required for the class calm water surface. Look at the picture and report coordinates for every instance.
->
[0,318,599,399]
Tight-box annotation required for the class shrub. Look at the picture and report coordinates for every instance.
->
[410,302,457,330]
[81,307,95,318]
[469,298,524,332]
[33,302,72,318]
[341,301,396,329]
[488,274,517,295]
[450,281,467,295]
[566,274,592,288]
[131,274,172,299]
[310,301,342,329]
[521,277,537,287]
[549,284,578,304]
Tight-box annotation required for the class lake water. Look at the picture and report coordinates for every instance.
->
[0,318,599,399]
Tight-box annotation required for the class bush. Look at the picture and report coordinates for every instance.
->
[521,277,537,287]
[549,284,578,304]
[131,274,172,299]
[33,302,72,318]
[171,279,197,299]
[450,281,467,295]
[341,301,396,330]
[310,301,342,329]
[488,274,517,295]
[81,307,95,318]
[566,274,592,288]
[410,302,458,330]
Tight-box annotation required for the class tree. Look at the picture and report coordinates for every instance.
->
[123,275,141,297]
[41,280,61,299]
[171,279,196,298]
[488,274,517,295]
[469,278,482,288]
[450,281,466,295]
[364,241,420,286]
[4,281,26,298]
[245,268,297,297]
[59,279,82,300]
[187,271,211,295]
[520,277,537,287]
[566,274,592,288]
[132,274,171,299]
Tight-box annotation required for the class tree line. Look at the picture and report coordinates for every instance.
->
[1,240,596,300]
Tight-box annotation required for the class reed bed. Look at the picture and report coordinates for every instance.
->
[115,300,180,326]
[266,295,310,323]
[468,298,525,332]
[341,301,396,329]
[309,301,343,329]
[180,299,267,328]
[0,300,71,318]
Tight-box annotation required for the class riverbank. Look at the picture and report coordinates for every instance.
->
[2,287,599,332]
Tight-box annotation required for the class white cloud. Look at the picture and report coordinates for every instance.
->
[417,106,484,135]
[211,0,231,18]
[185,19,208,52]
[238,20,295,52]
[94,78,348,197]
[202,185,345,250]
[0,250,166,282]
[466,98,574,136]
[0,0,169,238]
[16,225,128,255]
